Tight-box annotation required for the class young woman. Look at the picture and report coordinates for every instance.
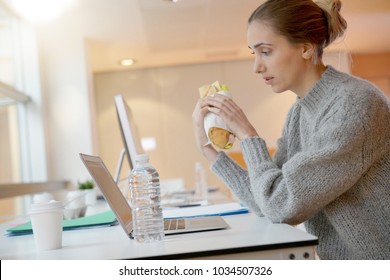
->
[192,0,390,260]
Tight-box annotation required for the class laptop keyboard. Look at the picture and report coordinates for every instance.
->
[164,219,186,230]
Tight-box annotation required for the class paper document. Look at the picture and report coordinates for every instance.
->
[163,202,248,219]
[161,199,208,208]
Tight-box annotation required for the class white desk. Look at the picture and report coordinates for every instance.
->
[0,204,318,260]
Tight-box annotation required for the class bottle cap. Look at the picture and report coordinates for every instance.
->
[135,154,149,162]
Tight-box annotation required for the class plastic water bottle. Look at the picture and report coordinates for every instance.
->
[128,154,164,243]
[194,162,208,200]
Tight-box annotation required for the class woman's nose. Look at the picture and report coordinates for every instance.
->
[253,57,265,74]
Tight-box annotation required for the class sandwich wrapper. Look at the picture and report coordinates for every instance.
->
[199,81,235,149]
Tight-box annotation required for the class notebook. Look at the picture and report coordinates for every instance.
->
[79,153,229,238]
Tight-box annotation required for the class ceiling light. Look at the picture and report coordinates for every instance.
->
[119,58,135,67]
[4,0,76,22]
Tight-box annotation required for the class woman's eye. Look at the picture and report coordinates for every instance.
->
[249,48,271,56]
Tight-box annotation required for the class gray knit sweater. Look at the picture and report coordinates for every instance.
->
[212,66,390,260]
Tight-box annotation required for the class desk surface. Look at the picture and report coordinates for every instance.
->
[0,202,318,260]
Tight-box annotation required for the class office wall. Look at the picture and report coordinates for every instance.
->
[94,52,350,192]
[0,107,17,221]
[35,11,95,185]
[0,107,13,183]
[33,6,350,191]
[351,52,390,99]
[94,60,290,191]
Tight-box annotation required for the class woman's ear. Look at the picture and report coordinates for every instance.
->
[301,43,315,60]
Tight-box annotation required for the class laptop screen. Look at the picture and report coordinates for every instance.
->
[79,153,133,233]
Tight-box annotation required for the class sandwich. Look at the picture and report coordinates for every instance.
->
[198,81,235,149]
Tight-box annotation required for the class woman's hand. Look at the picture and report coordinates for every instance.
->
[205,94,258,141]
[192,98,218,162]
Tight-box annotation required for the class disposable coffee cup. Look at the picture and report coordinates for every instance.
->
[29,200,64,251]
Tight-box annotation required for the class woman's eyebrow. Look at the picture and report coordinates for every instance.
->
[248,42,273,49]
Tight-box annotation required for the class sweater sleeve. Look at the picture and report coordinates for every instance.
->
[211,103,296,217]
[240,88,389,225]
[211,104,295,218]
[214,80,389,225]
[211,151,265,217]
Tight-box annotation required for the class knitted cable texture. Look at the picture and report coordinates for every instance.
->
[212,66,390,259]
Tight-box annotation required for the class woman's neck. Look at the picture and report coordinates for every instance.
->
[295,62,327,98]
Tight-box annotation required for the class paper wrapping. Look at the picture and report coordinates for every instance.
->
[204,90,235,149]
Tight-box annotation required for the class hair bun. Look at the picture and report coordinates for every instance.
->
[314,0,347,46]
[333,0,342,12]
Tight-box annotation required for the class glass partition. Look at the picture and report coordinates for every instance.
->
[0,4,32,221]
[0,5,30,183]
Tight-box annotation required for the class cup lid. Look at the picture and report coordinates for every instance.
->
[29,200,64,214]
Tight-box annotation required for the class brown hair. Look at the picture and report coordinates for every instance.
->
[248,0,347,63]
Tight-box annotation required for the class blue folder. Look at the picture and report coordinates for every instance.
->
[6,210,117,236]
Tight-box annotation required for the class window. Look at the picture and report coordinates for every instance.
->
[0,5,36,184]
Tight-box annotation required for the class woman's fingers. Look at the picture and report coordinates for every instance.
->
[192,99,211,145]
[204,95,258,140]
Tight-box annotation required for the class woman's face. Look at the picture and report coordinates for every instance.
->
[247,20,308,95]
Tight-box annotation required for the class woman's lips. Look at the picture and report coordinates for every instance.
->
[264,77,274,85]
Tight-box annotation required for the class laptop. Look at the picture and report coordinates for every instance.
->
[79,153,229,238]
